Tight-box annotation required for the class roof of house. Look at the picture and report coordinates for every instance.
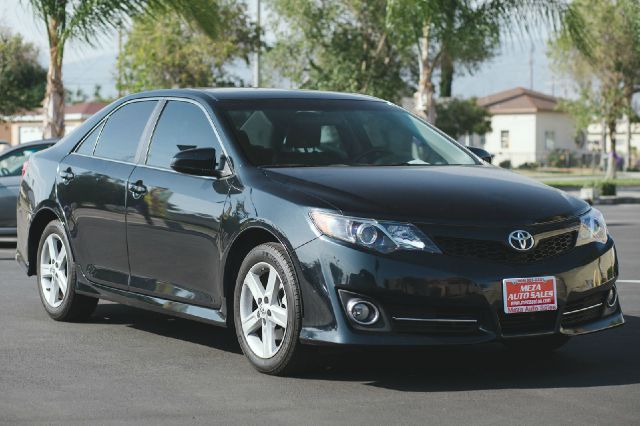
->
[63,102,108,115]
[477,87,560,114]
[9,102,108,122]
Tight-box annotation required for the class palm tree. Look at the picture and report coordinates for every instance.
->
[386,0,587,122]
[24,0,223,138]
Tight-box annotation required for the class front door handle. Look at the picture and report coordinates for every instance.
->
[59,168,75,183]
[128,181,147,199]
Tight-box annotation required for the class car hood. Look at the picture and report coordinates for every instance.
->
[263,166,589,227]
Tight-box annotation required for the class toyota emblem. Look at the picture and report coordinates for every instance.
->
[508,230,535,251]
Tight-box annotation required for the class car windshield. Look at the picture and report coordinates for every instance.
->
[218,99,477,167]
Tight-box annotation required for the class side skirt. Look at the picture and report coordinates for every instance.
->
[76,279,227,327]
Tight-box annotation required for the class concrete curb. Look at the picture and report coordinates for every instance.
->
[594,196,640,205]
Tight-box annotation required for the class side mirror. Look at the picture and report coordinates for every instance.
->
[468,147,493,164]
[170,148,218,177]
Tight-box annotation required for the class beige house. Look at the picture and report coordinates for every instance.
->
[474,87,579,167]
[0,102,107,147]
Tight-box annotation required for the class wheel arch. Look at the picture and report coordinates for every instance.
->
[26,207,65,276]
[221,223,302,324]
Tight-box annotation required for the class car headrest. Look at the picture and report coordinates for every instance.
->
[286,117,321,149]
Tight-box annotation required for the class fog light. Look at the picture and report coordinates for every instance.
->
[346,299,379,325]
[606,287,618,308]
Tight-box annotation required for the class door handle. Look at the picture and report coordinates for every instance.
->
[128,181,147,199]
[59,168,75,183]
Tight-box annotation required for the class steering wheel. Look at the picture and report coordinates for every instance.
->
[352,148,394,164]
[0,167,9,176]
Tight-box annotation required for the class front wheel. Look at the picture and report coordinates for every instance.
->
[36,220,98,321]
[233,242,308,375]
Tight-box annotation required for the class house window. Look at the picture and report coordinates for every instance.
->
[545,130,555,150]
[479,134,486,146]
[500,130,509,149]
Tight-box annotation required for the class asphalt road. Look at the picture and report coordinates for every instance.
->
[1,205,639,425]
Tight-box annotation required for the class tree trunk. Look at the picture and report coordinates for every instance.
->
[625,115,632,170]
[439,49,453,98]
[414,24,436,123]
[605,119,617,180]
[43,19,65,138]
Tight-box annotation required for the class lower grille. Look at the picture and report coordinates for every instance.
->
[392,317,479,335]
[386,304,482,335]
[499,311,557,335]
[561,292,606,327]
[435,231,577,264]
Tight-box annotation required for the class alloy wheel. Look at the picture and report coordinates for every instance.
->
[39,234,68,308]
[239,261,288,359]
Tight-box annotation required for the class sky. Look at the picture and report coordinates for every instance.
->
[1,0,575,100]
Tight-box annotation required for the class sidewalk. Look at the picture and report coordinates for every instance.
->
[564,188,640,205]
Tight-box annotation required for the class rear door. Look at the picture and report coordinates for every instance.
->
[126,100,231,307]
[57,100,158,289]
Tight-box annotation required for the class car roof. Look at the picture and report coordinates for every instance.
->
[124,88,385,103]
[1,139,58,154]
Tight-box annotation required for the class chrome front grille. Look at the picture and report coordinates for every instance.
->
[435,230,577,264]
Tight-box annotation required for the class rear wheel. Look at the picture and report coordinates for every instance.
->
[233,242,309,375]
[502,335,569,353]
[36,220,98,321]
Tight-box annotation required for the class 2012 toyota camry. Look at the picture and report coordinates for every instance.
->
[16,89,623,375]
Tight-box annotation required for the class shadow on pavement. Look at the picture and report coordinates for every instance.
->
[300,315,640,392]
[90,301,639,391]
[91,303,242,354]
[0,241,16,260]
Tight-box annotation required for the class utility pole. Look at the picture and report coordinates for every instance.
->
[252,0,261,88]
[117,20,124,97]
[528,43,534,90]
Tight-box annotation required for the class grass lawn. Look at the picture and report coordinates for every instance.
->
[539,178,640,188]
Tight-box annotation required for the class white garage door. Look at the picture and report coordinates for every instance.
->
[19,126,44,144]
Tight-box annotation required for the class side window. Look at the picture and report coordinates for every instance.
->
[147,101,221,169]
[94,101,157,162]
[75,122,104,155]
[0,147,42,176]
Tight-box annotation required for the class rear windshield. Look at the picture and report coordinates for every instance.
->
[217,99,477,167]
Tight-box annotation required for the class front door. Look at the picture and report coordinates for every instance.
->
[126,100,230,307]
[57,100,158,288]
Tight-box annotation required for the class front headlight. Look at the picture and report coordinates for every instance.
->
[576,208,608,246]
[309,210,441,254]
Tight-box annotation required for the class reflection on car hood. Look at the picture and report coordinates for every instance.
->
[264,165,589,226]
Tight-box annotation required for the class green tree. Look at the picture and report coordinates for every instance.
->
[117,6,258,93]
[0,28,46,116]
[265,0,415,103]
[435,98,491,140]
[23,0,224,138]
[386,0,586,122]
[550,0,640,178]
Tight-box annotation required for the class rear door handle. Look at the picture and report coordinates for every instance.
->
[128,181,147,199]
[59,168,75,183]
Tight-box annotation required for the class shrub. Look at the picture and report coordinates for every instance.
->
[598,181,617,196]
[518,162,539,170]
[499,159,511,169]
[546,149,575,168]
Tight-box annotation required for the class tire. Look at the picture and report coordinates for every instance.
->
[233,242,309,375]
[36,220,98,321]
[502,335,569,353]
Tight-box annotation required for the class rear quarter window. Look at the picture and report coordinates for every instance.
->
[93,101,157,162]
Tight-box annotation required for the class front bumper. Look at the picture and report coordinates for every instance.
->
[294,235,623,346]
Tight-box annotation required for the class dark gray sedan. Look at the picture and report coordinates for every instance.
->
[0,139,57,237]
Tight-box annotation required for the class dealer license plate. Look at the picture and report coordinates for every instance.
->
[502,276,557,314]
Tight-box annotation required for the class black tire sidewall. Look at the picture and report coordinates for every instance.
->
[233,243,303,374]
[36,220,79,320]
